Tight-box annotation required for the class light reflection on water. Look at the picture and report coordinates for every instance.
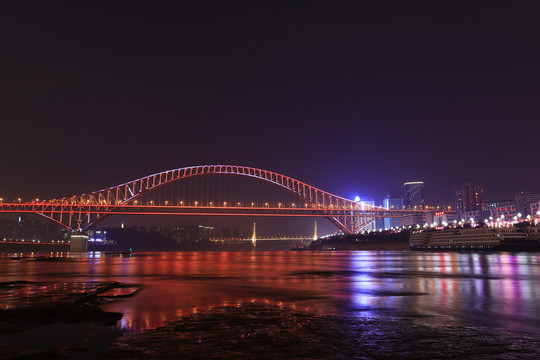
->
[1,251,540,336]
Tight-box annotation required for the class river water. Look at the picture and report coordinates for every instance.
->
[2,250,540,358]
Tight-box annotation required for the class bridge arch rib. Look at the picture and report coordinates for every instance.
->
[38,165,376,233]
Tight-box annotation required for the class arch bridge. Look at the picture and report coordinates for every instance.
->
[0,165,423,234]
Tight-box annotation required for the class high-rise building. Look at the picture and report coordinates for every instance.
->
[383,193,403,229]
[454,182,484,216]
[403,182,424,209]
[515,192,540,216]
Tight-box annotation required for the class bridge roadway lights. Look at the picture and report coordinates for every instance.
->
[70,234,89,252]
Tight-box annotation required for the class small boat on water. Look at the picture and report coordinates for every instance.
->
[410,224,540,251]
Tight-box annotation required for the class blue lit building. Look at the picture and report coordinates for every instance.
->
[383,193,403,229]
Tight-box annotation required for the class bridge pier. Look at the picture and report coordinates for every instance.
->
[70,234,89,252]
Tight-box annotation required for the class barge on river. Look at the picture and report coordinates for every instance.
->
[410,225,540,251]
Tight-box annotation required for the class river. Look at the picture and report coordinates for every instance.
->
[2,250,540,358]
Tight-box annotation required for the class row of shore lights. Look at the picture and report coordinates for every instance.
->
[426,212,540,229]
[363,211,540,233]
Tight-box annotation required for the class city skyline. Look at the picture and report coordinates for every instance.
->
[1,2,539,207]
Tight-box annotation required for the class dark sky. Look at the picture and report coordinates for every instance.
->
[2,1,539,207]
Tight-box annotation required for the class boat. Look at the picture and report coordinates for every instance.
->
[410,224,540,251]
[290,244,310,251]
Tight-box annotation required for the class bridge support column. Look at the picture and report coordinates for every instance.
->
[70,234,89,252]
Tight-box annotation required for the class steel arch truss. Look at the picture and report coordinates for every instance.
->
[2,165,398,234]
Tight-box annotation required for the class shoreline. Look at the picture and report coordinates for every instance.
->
[0,280,139,359]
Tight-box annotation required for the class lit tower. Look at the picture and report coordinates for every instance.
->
[403,181,425,209]
[313,220,318,240]
[251,222,256,246]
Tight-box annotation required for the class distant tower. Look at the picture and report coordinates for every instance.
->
[313,220,318,240]
[251,222,256,246]
[403,182,425,209]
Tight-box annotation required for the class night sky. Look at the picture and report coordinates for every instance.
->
[2,1,539,207]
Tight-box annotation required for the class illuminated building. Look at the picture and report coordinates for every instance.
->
[454,182,484,216]
[423,209,436,225]
[515,192,540,216]
[401,213,424,227]
[482,200,515,211]
[486,205,516,220]
[461,209,491,222]
[383,193,403,229]
[355,195,375,207]
[480,200,517,220]
[403,181,424,209]
[530,201,540,217]
[354,195,376,231]
[432,211,458,226]
[87,229,109,243]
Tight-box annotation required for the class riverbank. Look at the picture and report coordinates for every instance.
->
[0,243,69,253]
[309,230,410,250]
[104,303,540,359]
[0,280,139,359]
